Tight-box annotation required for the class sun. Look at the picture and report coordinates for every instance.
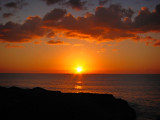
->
[76,66,83,73]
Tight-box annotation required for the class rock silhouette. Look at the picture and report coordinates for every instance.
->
[0,86,136,120]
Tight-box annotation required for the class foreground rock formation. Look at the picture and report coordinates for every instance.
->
[0,86,136,120]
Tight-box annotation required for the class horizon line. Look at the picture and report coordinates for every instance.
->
[0,73,160,75]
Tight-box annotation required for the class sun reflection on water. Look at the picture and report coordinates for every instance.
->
[73,74,83,92]
[74,85,82,89]
[76,81,82,84]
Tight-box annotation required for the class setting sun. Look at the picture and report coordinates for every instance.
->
[0,1,159,120]
[76,67,83,73]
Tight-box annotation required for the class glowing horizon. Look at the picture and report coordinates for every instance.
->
[0,0,160,74]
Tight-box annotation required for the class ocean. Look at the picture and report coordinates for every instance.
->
[0,73,159,120]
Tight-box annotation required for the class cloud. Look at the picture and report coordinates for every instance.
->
[42,3,159,46]
[42,0,63,5]
[3,13,14,18]
[92,5,134,30]
[47,40,69,45]
[134,4,160,32]
[99,0,108,6]
[46,4,136,41]
[0,16,48,43]
[65,0,86,10]
[156,4,160,13]
[5,44,25,48]
[0,8,67,43]
[46,32,55,38]
[154,40,160,46]
[5,2,17,8]
[43,8,66,22]
[5,0,28,9]
[42,0,86,10]
[34,40,42,44]
[133,35,160,47]
[1,3,160,47]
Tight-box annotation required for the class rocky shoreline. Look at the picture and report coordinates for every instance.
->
[0,86,136,120]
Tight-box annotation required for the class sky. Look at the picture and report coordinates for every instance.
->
[0,0,160,74]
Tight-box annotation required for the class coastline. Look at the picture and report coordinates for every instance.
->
[0,86,136,120]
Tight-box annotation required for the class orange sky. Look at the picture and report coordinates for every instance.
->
[0,38,160,74]
[0,0,160,74]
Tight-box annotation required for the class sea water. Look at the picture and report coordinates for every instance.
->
[0,73,160,120]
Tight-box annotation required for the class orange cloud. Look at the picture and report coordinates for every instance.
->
[153,40,160,46]
[47,40,70,45]
[5,44,25,48]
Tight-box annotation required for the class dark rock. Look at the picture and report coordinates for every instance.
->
[0,86,136,120]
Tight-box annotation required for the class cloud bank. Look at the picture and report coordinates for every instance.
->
[0,3,160,46]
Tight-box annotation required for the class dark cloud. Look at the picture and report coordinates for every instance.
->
[43,8,66,22]
[17,0,28,9]
[3,13,14,18]
[0,8,67,43]
[92,5,134,29]
[5,2,17,8]
[43,3,160,45]
[5,0,28,9]
[66,0,86,10]
[47,40,69,45]
[0,16,48,43]
[156,4,160,13]
[134,4,160,32]
[42,0,63,5]
[42,0,86,10]
[99,0,108,6]
[1,3,160,47]
[47,4,135,41]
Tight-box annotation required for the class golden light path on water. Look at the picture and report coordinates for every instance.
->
[73,73,83,93]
